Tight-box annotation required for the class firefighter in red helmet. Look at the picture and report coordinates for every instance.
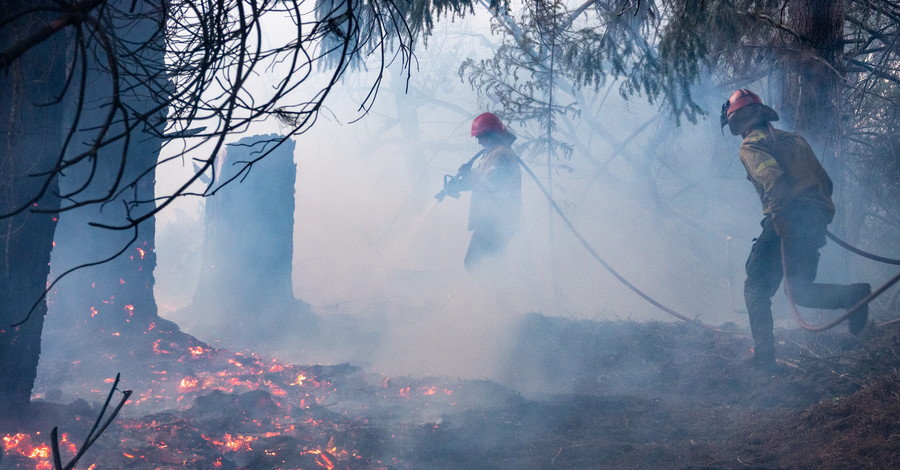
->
[722,89,870,370]
[436,113,521,271]
[463,112,521,271]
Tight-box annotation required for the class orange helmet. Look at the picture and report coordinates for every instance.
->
[720,89,779,133]
[471,112,505,137]
[725,89,762,118]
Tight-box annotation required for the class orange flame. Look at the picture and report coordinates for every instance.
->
[152,339,172,354]
[203,433,257,452]
[179,376,199,391]
[3,433,58,469]
[303,449,337,470]
[289,373,307,386]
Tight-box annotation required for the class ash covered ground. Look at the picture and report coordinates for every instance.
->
[7,313,900,470]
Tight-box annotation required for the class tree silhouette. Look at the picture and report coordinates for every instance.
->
[0,0,483,422]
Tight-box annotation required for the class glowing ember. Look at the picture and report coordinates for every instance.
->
[59,433,77,455]
[124,304,135,317]
[3,433,26,451]
[179,375,199,391]
[26,335,461,468]
[423,386,453,396]
[290,373,307,386]
[303,449,336,469]
[28,444,50,459]
[152,339,172,354]
[2,432,76,469]
[203,433,257,452]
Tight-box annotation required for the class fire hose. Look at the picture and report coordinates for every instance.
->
[515,157,730,333]
[825,230,900,265]
[766,127,900,332]
[435,150,484,202]
[517,155,900,334]
[781,238,900,332]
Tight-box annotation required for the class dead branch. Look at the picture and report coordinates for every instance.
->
[50,373,132,470]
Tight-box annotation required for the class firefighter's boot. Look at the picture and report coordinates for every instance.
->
[847,283,871,335]
[750,344,777,372]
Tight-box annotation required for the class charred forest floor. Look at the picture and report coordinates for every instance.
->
[6,313,900,470]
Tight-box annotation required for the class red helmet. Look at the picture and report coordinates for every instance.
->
[724,89,762,119]
[720,89,778,133]
[471,112,505,137]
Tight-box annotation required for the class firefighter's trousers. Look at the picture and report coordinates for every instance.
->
[744,204,863,359]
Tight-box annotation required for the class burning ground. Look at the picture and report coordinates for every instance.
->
[4,314,900,469]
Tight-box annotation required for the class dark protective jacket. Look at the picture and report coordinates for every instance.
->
[739,128,835,220]
[468,144,521,234]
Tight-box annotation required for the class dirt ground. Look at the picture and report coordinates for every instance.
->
[6,313,900,469]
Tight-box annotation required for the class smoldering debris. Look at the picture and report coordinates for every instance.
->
[16,313,900,469]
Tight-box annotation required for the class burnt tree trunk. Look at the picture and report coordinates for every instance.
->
[780,1,844,141]
[779,1,859,248]
[188,134,316,353]
[779,1,845,176]
[46,1,171,342]
[0,3,65,423]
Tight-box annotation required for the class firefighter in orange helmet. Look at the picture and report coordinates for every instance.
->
[462,112,522,271]
[722,89,870,370]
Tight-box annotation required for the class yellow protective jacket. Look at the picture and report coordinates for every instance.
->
[468,144,522,233]
[739,128,835,221]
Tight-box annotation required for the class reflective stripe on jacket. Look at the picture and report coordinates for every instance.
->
[739,128,835,220]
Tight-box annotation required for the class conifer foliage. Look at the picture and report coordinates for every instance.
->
[461,0,899,262]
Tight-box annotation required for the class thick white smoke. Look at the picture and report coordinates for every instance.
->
[154,12,798,384]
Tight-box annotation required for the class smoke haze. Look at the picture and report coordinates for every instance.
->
[150,13,858,389]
